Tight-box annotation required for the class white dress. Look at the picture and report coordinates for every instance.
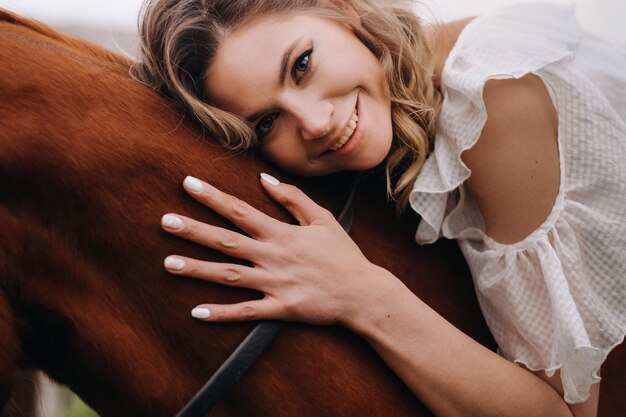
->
[409,2,626,404]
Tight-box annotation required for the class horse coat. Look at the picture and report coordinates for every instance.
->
[0,10,623,417]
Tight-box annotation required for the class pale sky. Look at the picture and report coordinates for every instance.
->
[1,0,624,43]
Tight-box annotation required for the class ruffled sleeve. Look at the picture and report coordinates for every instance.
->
[410,2,580,245]
[410,3,626,404]
[462,211,625,404]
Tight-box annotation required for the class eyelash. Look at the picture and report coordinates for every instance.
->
[292,47,313,83]
[255,47,315,140]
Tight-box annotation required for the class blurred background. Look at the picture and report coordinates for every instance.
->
[0,0,623,416]
[1,0,625,59]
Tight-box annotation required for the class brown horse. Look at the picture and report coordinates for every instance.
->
[0,10,623,417]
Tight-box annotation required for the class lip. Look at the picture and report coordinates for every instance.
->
[322,96,362,158]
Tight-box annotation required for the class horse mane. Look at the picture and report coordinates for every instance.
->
[0,9,132,68]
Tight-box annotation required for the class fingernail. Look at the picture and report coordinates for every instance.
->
[164,256,186,271]
[191,307,211,319]
[162,214,183,230]
[260,173,280,186]
[184,176,203,192]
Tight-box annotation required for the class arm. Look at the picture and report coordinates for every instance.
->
[347,271,577,417]
[351,74,597,417]
[160,75,597,416]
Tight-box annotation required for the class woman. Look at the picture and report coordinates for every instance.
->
[132,0,626,415]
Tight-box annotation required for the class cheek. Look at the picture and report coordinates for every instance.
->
[320,41,380,86]
[261,140,307,173]
[367,96,392,134]
[372,102,394,158]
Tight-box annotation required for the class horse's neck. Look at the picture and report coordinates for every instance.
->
[0,12,486,417]
[0,15,258,414]
[0,13,364,416]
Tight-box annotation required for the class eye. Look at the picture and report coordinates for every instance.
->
[255,113,278,139]
[292,48,313,83]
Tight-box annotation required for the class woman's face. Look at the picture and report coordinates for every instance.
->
[205,13,393,176]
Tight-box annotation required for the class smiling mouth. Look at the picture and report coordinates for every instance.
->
[329,107,358,152]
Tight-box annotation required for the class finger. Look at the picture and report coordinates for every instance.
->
[190,299,283,322]
[161,213,269,260]
[163,255,270,290]
[259,173,334,226]
[182,176,282,239]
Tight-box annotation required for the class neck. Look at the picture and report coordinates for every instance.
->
[425,17,475,86]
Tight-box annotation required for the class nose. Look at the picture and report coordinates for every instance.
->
[290,95,333,141]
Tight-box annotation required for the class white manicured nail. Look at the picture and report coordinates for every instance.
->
[164,256,186,271]
[260,173,280,186]
[184,176,203,192]
[162,214,183,230]
[191,307,211,319]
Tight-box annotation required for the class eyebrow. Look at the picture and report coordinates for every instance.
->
[245,36,304,123]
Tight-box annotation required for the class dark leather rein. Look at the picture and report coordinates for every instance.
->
[176,177,359,417]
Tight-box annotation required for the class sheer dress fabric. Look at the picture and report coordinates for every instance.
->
[409,3,626,404]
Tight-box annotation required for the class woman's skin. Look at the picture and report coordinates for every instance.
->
[205,13,393,176]
[161,11,599,417]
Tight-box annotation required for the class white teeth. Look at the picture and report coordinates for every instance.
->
[330,108,359,151]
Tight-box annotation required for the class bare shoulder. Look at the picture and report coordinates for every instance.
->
[461,74,560,244]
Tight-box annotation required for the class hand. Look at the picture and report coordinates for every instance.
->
[161,174,382,326]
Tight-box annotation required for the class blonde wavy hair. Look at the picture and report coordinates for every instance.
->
[132,0,441,211]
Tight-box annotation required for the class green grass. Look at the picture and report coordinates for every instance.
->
[62,394,99,417]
